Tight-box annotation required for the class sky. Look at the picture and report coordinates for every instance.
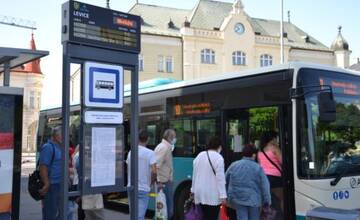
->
[0,0,359,109]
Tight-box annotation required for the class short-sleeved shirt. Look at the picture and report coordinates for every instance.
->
[39,140,62,184]
[126,145,156,192]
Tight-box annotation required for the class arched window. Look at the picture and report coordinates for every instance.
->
[232,51,246,65]
[201,49,215,64]
[260,54,273,67]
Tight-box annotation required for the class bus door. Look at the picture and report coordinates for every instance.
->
[222,105,295,219]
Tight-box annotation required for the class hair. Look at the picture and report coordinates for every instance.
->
[206,136,222,150]
[139,129,149,143]
[51,126,62,138]
[242,144,258,157]
[163,129,175,141]
[260,130,278,150]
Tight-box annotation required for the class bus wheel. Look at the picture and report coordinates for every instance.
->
[174,183,191,220]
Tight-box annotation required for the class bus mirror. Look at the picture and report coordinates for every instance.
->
[318,92,336,123]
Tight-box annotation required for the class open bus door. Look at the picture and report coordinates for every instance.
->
[222,105,295,219]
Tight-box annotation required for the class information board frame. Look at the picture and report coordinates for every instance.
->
[61,1,140,219]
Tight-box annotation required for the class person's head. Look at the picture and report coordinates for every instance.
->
[260,131,278,149]
[163,129,177,145]
[242,144,258,159]
[206,136,222,153]
[51,126,62,144]
[139,129,149,145]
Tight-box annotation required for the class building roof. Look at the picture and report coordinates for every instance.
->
[129,0,330,51]
[24,34,42,73]
[349,59,360,71]
[331,26,349,51]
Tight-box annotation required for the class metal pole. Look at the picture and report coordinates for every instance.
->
[60,43,70,220]
[280,0,284,64]
[130,65,139,220]
[3,60,10,86]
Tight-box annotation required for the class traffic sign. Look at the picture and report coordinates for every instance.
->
[84,61,123,108]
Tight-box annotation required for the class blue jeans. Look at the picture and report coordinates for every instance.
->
[67,201,77,220]
[42,183,61,220]
[128,189,150,220]
[162,181,174,219]
[138,190,150,220]
[236,205,260,220]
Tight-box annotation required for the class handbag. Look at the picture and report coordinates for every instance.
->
[28,143,55,201]
[261,206,277,220]
[184,199,203,220]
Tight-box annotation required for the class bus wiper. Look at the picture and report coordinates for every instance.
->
[330,163,360,186]
[330,167,348,186]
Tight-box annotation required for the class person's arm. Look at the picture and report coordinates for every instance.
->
[190,159,196,194]
[259,167,271,206]
[273,145,282,164]
[38,145,52,196]
[155,145,167,168]
[150,152,157,185]
[39,165,50,196]
[150,164,157,185]
[215,157,227,201]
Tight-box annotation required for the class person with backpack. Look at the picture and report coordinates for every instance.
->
[191,137,227,220]
[38,126,63,220]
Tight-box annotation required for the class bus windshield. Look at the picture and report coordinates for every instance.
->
[298,68,360,179]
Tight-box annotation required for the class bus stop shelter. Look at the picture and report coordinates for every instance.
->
[0,46,48,220]
[0,47,49,86]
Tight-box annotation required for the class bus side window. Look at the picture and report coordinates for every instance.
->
[170,119,194,157]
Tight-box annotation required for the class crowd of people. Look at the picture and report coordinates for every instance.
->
[38,126,283,220]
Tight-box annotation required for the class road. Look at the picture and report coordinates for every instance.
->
[19,156,130,220]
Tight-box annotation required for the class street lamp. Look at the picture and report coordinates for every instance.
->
[280,0,284,64]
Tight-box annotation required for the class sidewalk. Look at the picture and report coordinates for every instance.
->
[19,159,130,220]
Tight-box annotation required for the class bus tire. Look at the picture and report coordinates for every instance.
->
[174,182,191,220]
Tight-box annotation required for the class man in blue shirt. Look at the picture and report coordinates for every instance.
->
[39,126,62,220]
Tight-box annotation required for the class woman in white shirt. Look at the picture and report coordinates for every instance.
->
[191,137,227,220]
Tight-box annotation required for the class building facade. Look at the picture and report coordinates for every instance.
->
[128,0,351,82]
[0,34,44,152]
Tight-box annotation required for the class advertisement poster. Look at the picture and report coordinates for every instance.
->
[0,133,14,215]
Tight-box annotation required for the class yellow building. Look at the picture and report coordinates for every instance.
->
[129,0,351,82]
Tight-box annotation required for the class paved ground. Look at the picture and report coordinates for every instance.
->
[19,156,130,220]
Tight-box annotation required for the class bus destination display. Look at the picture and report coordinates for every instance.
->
[62,0,141,52]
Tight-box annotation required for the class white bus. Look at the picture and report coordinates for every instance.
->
[37,62,360,219]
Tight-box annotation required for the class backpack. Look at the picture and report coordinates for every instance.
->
[28,143,55,201]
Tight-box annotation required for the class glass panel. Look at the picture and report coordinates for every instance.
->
[146,124,156,146]
[298,69,360,179]
[196,119,217,150]
[170,119,194,157]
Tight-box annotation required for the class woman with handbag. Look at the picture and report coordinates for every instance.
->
[226,144,271,220]
[191,137,227,220]
[257,131,283,213]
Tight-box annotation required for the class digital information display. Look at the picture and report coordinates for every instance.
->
[62,0,141,52]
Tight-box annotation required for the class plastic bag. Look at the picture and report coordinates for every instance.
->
[220,205,229,220]
[155,189,168,220]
